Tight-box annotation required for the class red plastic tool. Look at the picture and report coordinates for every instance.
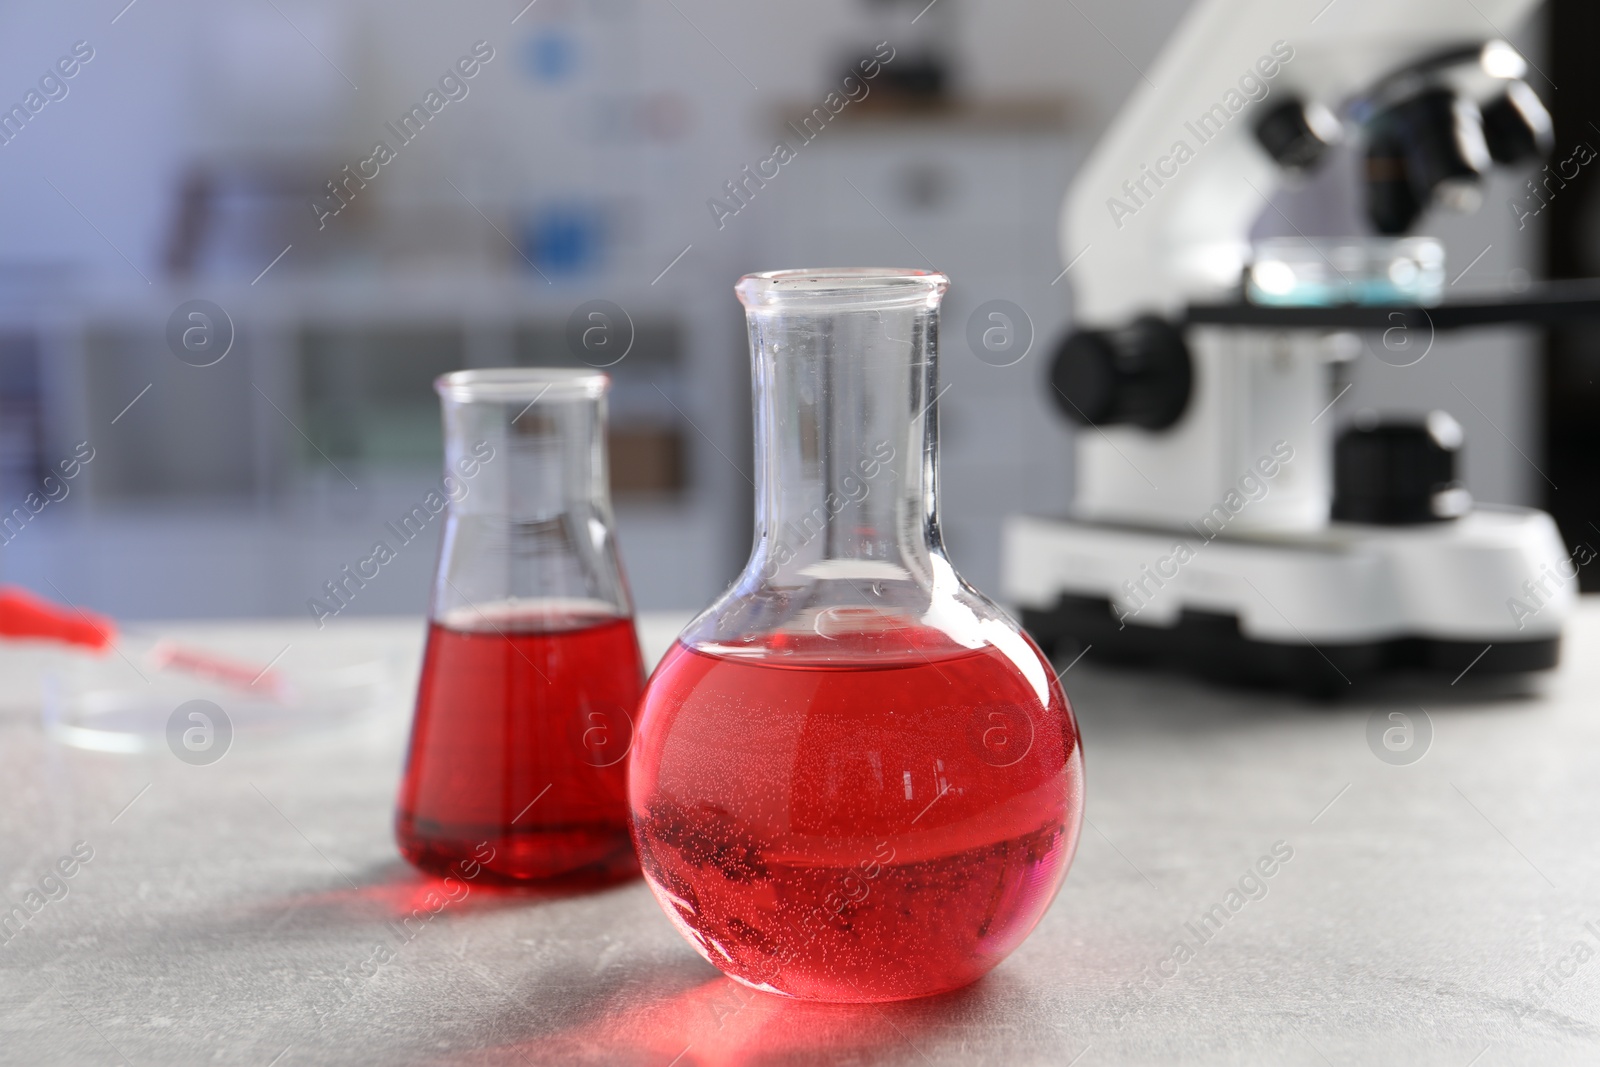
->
[0,586,115,650]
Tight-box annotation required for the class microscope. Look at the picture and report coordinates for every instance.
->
[1003,0,1593,695]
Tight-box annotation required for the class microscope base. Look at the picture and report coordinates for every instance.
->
[1003,509,1571,697]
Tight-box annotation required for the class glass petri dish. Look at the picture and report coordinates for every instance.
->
[42,631,392,754]
[1246,236,1445,307]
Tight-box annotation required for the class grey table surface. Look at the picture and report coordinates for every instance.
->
[2,604,1598,1067]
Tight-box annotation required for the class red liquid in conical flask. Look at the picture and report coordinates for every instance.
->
[396,611,644,885]
[629,623,1083,1002]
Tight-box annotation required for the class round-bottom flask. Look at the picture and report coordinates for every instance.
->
[630,270,1083,1001]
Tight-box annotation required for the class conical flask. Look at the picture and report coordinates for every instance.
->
[629,270,1084,1001]
[397,369,644,885]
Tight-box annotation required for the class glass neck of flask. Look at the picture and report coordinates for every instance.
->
[739,271,948,589]
[431,369,630,629]
[440,387,608,523]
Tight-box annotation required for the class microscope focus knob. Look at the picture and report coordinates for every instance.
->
[1481,80,1554,164]
[1332,411,1472,525]
[1049,315,1191,431]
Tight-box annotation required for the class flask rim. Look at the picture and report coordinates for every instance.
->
[434,368,608,403]
[736,268,950,311]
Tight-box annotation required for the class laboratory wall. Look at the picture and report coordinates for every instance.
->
[0,0,1549,620]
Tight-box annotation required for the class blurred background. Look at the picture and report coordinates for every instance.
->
[0,0,1590,621]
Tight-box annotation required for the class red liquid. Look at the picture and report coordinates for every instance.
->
[629,624,1083,1001]
[396,612,644,885]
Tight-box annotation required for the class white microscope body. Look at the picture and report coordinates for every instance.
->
[1003,0,1575,693]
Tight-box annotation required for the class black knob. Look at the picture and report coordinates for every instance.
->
[1332,411,1471,525]
[1255,98,1342,172]
[1049,315,1191,431]
[1481,80,1553,164]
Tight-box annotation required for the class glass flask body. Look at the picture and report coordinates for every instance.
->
[630,270,1084,1002]
[397,369,644,885]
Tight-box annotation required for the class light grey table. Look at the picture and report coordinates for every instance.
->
[2,605,1597,1066]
